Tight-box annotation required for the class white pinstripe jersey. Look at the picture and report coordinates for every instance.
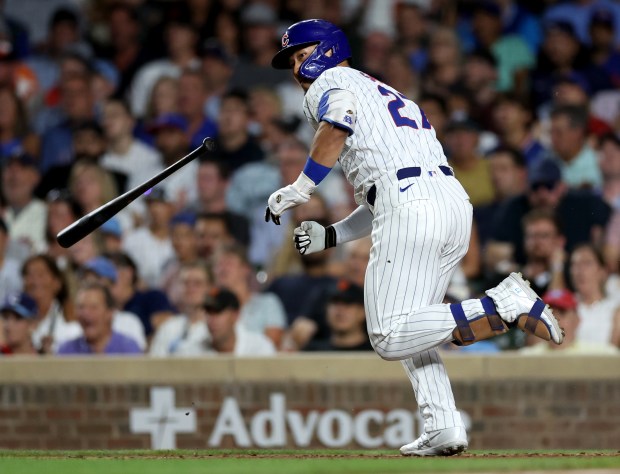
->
[303,67,449,205]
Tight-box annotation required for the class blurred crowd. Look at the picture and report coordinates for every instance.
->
[1,0,620,357]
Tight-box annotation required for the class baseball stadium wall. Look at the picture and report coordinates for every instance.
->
[0,353,619,450]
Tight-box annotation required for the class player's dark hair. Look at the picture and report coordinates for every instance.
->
[550,105,589,132]
[486,145,526,169]
[0,217,7,234]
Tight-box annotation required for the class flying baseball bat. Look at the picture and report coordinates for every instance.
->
[56,137,215,248]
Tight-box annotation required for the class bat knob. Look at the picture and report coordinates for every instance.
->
[202,137,215,151]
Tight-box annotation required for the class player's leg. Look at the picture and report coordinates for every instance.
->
[364,196,478,360]
[397,196,471,456]
[365,194,562,359]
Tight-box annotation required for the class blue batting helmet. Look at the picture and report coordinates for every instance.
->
[271,19,352,81]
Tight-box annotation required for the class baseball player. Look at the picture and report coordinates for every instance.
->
[265,19,564,456]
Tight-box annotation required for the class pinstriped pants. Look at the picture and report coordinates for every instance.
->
[364,172,472,432]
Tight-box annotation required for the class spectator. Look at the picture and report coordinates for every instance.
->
[122,187,175,289]
[203,287,275,355]
[227,138,350,266]
[230,3,289,89]
[66,231,103,271]
[543,1,620,46]
[129,17,200,119]
[68,160,135,232]
[474,146,528,246]
[194,212,249,260]
[39,73,95,172]
[418,94,449,143]
[100,98,163,194]
[486,159,611,270]
[36,120,108,199]
[107,252,174,338]
[531,21,609,107]
[149,261,212,356]
[340,237,373,288]
[0,85,38,162]
[599,133,620,272]
[268,207,338,326]
[159,213,199,309]
[191,158,232,214]
[470,1,535,93]
[394,2,429,73]
[177,68,217,150]
[360,30,394,81]
[492,93,547,168]
[303,281,373,352]
[0,293,38,355]
[422,27,462,99]
[1,153,46,254]
[249,86,285,153]
[549,105,602,190]
[520,289,618,354]
[136,76,179,145]
[0,217,22,304]
[149,113,197,210]
[99,218,123,255]
[26,7,84,96]
[568,244,620,348]
[520,209,566,296]
[101,3,151,97]
[588,7,620,89]
[461,48,500,131]
[209,89,265,173]
[444,118,495,207]
[599,133,620,204]
[44,188,82,263]
[57,282,142,355]
[81,256,147,350]
[212,243,286,347]
[201,40,234,123]
[22,254,80,354]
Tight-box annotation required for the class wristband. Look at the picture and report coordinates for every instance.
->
[302,156,332,185]
[325,225,337,248]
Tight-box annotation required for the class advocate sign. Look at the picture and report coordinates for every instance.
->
[131,387,470,449]
[210,393,420,448]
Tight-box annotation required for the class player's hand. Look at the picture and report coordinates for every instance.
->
[265,184,311,225]
[294,221,326,255]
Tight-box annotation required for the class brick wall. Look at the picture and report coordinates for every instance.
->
[1,378,619,450]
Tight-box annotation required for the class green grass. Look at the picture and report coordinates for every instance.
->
[0,450,618,474]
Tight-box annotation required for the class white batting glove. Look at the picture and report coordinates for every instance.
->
[265,174,315,225]
[294,221,337,255]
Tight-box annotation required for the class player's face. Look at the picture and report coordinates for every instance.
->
[290,44,318,92]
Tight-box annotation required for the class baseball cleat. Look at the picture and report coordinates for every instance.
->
[486,272,564,344]
[400,427,468,457]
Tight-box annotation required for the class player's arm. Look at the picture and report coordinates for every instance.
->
[265,88,356,224]
[294,204,373,255]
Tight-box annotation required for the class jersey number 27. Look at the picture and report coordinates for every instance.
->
[377,85,431,130]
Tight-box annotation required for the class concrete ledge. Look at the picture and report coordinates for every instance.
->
[0,353,618,384]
